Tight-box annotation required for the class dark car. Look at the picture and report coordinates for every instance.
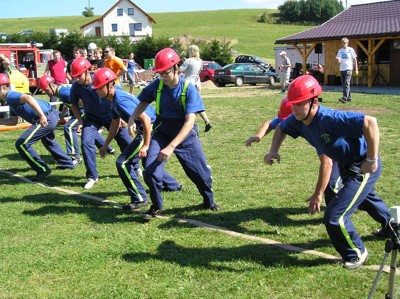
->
[199,61,222,83]
[235,54,273,70]
[214,63,279,87]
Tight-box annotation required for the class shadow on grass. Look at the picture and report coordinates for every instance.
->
[122,239,334,271]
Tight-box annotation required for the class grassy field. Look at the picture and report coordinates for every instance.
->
[0,9,312,63]
[0,85,400,298]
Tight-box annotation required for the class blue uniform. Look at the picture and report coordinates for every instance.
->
[280,105,390,262]
[56,85,112,160]
[70,80,132,180]
[138,77,215,211]
[6,91,74,174]
[111,89,181,204]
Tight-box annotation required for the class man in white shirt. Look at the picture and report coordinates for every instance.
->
[336,37,358,103]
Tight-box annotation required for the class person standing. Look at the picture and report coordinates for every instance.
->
[104,46,126,85]
[0,74,75,180]
[264,75,390,270]
[278,51,291,94]
[179,45,212,132]
[125,52,137,94]
[44,50,67,87]
[69,57,132,189]
[336,37,358,103]
[89,48,104,74]
[92,68,182,210]
[130,48,220,220]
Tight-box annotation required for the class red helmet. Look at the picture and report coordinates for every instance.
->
[92,67,117,89]
[70,57,91,77]
[277,96,292,120]
[39,75,55,90]
[287,75,323,104]
[153,48,180,72]
[0,73,10,85]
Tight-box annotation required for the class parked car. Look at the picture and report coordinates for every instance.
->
[214,63,279,87]
[199,61,222,83]
[0,32,8,40]
[18,30,33,36]
[235,54,274,71]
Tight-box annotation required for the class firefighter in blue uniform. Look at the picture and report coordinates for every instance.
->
[91,67,182,210]
[130,48,220,220]
[39,75,115,166]
[264,75,391,270]
[69,57,132,189]
[0,73,74,180]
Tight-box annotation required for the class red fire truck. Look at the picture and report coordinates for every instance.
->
[0,42,53,92]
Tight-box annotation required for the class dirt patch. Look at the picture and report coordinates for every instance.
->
[335,106,390,115]
[201,80,218,89]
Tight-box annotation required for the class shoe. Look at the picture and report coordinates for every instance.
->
[84,178,99,189]
[56,165,75,170]
[143,206,162,220]
[339,97,347,103]
[204,122,212,132]
[372,227,390,238]
[107,149,116,155]
[32,169,52,181]
[343,248,368,270]
[204,203,221,211]
[134,168,143,178]
[122,200,148,210]
[72,157,82,166]
[162,185,183,192]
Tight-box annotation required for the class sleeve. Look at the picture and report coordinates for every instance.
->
[179,59,189,73]
[137,80,158,104]
[69,83,79,105]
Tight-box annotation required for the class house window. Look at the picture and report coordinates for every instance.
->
[134,23,142,31]
[117,8,123,16]
[112,24,118,32]
[128,8,134,15]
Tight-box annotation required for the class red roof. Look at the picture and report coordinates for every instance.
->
[276,0,400,44]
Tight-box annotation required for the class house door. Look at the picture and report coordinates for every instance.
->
[95,27,101,37]
[129,23,135,37]
[390,41,400,86]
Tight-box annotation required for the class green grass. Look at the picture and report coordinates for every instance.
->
[0,86,399,298]
[0,10,311,62]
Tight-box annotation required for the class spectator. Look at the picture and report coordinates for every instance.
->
[264,75,391,270]
[66,47,81,83]
[104,46,126,85]
[44,50,67,87]
[0,54,11,76]
[130,48,220,221]
[125,52,137,94]
[89,48,104,74]
[336,37,358,103]
[0,73,75,181]
[278,51,291,94]
[179,45,212,132]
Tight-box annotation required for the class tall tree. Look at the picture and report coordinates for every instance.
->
[82,0,94,17]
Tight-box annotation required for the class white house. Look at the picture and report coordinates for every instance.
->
[80,0,155,42]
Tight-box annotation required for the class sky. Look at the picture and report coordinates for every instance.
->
[0,0,392,19]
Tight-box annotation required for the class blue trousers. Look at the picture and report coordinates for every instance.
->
[116,133,181,203]
[340,70,353,100]
[64,115,113,159]
[143,121,214,211]
[323,157,390,261]
[15,109,74,174]
[81,118,131,180]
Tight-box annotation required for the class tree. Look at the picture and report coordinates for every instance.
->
[82,0,94,17]
[278,0,343,24]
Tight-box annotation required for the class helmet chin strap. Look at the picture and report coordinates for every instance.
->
[302,98,316,121]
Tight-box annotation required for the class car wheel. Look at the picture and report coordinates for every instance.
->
[269,76,276,86]
[235,77,244,87]
[216,82,225,87]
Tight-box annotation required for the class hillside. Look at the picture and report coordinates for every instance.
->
[0,9,312,62]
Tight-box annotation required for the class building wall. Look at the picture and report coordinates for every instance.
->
[102,0,152,37]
